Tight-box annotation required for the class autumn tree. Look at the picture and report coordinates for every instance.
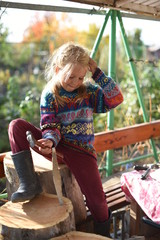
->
[23,12,78,53]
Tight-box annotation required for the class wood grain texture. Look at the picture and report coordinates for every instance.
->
[0,193,75,240]
[3,150,87,225]
[94,120,160,152]
[52,230,111,239]
[0,153,6,178]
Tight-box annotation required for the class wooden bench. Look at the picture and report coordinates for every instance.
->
[77,171,130,237]
[91,120,160,238]
[77,120,160,235]
[104,181,128,211]
[93,120,160,212]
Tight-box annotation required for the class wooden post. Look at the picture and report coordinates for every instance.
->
[130,200,144,236]
[3,150,87,225]
[0,193,75,240]
[130,200,160,238]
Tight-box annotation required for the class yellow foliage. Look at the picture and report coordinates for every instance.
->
[0,70,10,84]
[23,12,78,47]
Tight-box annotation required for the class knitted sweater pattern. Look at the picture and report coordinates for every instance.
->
[40,68,123,157]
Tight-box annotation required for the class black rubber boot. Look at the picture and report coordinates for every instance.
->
[11,150,42,203]
[94,209,112,238]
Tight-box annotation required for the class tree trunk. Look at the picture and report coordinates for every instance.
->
[0,193,75,240]
[52,231,111,239]
[3,150,87,225]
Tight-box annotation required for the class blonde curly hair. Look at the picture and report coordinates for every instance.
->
[45,42,90,106]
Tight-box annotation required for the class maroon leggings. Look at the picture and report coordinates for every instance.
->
[8,118,109,222]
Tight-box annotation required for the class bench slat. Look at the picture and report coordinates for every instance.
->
[108,196,129,211]
[106,188,123,198]
[104,183,122,193]
[107,191,125,203]
[94,120,160,153]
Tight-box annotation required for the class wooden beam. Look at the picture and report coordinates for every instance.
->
[133,0,148,4]
[116,0,133,7]
[150,1,160,7]
[0,1,106,15]
[119,2,160,16]
[121,12,160,21]
[94,120,160,152]
[142,0,159,6]
[1,1,160,20]
[63,0,113,7]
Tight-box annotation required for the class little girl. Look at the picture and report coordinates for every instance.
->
[8,42,123,237]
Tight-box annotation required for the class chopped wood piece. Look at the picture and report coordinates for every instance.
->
[52,230,111,239]
[3,150,87,225]
[0,193,75,240]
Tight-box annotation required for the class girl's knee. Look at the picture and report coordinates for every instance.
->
[8,118,26,134]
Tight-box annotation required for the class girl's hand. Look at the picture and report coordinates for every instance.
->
[37,138,53,155]
[88,58,97,75]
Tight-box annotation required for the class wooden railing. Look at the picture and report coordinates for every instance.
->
[94,120,160,174]
[1,120,160,189]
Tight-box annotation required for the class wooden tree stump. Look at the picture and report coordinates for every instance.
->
[52,231,111,239]
[3,150,87,225]
[0,152,6,178]
[0,193,75,240]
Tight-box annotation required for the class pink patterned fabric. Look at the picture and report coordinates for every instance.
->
[121,170,160,223]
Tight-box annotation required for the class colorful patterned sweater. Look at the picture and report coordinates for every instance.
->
[40,68,123,157]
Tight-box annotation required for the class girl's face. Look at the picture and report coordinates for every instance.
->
[59,64,88,92]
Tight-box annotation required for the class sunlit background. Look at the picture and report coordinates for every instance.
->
[1,0,160,46]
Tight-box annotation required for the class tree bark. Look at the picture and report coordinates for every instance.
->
[0,193,75,240]
[4,150,87,225]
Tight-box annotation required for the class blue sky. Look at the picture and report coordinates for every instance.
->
[1,0,160,46]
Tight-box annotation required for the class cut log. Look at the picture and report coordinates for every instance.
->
[0,152,6,178]
[0,193,75,240]
[3,150,87,225]
[51,231,111,239]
